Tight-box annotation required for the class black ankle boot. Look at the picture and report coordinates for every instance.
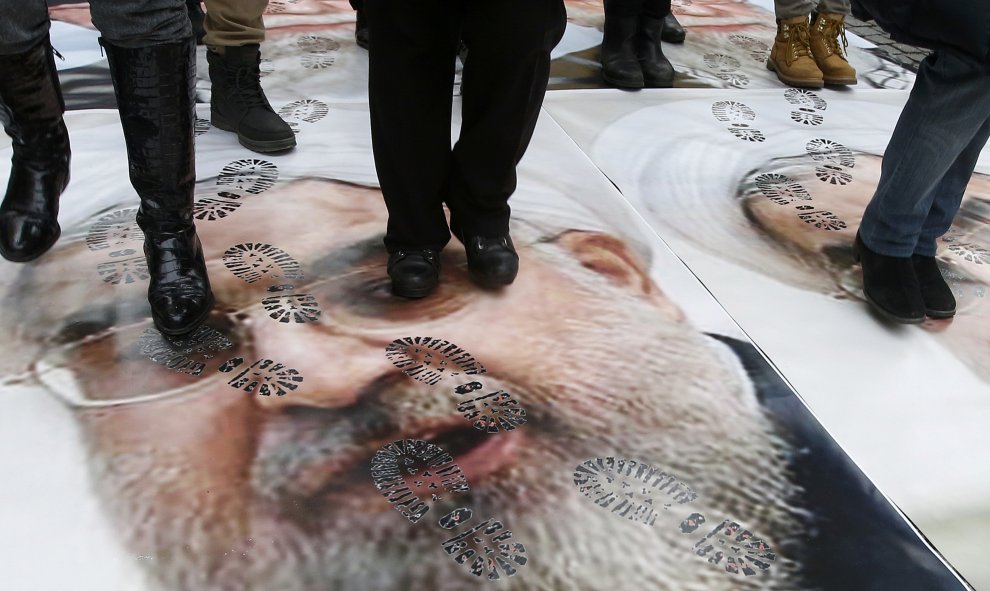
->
[388,249,440,298]
[0,34,70,262]
[103,38,214,336]
[912,255,956,318]
[464,234,518,288]
[854,233,925,324]
[187,0,206,45]
[661,13,686,43]
[601,6,644,88]
[637,16,675,88]
[207,45,296,153]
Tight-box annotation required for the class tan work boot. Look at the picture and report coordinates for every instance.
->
[810,12,858,85]
[767,15,823,89]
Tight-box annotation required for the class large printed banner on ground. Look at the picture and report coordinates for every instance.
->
[0,1,976,590]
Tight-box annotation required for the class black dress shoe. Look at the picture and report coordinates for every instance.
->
[464,235,518,288]
[661,13,686,43]
[388,249,440,298]
[854,233,925,324]
[912,255,956,318]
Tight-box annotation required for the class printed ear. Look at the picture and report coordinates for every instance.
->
[556,231,684,320]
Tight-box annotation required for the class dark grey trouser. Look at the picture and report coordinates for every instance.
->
[775,0,850,19]
[0,0,190,54]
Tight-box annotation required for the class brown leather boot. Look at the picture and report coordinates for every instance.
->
[767,15,823,89]
[810,12,858,86]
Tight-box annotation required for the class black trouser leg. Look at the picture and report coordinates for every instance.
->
[366,0,461,252]
[447,0,566,239]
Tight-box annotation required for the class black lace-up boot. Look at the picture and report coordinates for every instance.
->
[102,38,214,336]
[388,249,440,298]
[0,34,70,262]
[207,44,296,153]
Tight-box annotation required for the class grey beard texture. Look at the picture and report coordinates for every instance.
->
[84,251,807,591]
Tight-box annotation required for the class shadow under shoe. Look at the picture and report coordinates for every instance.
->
[464,235,518,289]
[102,38,215,336]
[912,255,956,318]
[0,34,70,263]
[601,14,644,88]
[637,16,675,88]
[661,13,686,44]
[208,45,296,153]
[854,233,925,324]
[388,249,440,299]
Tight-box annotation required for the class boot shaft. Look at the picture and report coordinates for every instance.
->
[101,38,197,231]
[772,15,815,66]
[0,34,66,140]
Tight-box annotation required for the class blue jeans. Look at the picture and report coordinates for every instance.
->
[0,0,190,54]
[861,49,990,257]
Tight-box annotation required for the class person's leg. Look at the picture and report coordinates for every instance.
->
[366,0,460,296]
[637,0,675,87]
[915,115,990,256]
[857,49,990,322]
[774,0,814,19]
[861,50,990,256]
[350,0,368,50]
[449,0,565,286]
[0,1,69,262]
[201,0,295,153]
[810,0,856,85]
[601,0,646,88]
[90,0,214,335]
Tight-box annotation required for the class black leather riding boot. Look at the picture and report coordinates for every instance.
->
[0,34,70,262]
[601,1,644,88]
[102,38,214,336]
[637,16,675,87]
[854,232,925,324]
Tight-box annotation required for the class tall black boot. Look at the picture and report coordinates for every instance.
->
[207,45,296,153]
[0,34,70,262]
[601,4,644,88]
[102,38,214,336]
[661,13,686,43]
[637,16,675,87]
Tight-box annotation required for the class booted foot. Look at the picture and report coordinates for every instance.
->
[0,34,70,263]
[767,15,824,89]
[388,249,440,299]
[207,45,296,153]
[811,12,857,86]
[145,228,214,336]
[661,13,686,44]
[464,235,519,288]
[912,255,956,318]
[601,14,644,88]
[854,233,925,324]
[637,16,676,87]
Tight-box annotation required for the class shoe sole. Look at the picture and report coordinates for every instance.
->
[766,60,824,89]
[211,115,297,153]
[152,291,215,337]
[824,76,858,86]
[391,284,435,299]
[469,269,516,290]
[0,224,61,263]
[925,307,956,319]
[602,72,645,89]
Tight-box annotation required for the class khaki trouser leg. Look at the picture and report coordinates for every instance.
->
[203,0,268,49]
